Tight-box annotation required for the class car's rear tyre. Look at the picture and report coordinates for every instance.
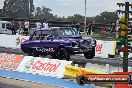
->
[28,49,39,57]
[27,49,33,56]
[57,48,70,61]
[84,48,95,59]
[32,50,39,57]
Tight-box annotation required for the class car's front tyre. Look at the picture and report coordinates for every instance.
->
[27,49,33,56]
[83,48,95,59]
[57,48,70,61]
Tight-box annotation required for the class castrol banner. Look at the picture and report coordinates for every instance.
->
[17,56,72,78]
[0,53,24,70]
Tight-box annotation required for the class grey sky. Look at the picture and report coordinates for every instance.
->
[0,0,132,17]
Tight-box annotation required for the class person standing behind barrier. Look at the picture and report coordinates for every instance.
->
[87,23,92,35]
[43,21,49,28]
[24,20,29,35]
[18,21,23,34]
[11,20,16,35]
[92,24,95,35]
[71,22,75,29]
[36,21,42,29]
[75,21,80,34]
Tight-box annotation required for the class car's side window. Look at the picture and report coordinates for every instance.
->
[41,33,48,40]
[32,31,41,41]
[41,30,52,40]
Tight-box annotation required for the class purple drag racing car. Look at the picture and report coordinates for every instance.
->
[21,27,96,60]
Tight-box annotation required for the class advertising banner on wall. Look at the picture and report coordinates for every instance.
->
[17,56,72,78]
[76,73,132,88]
[0,53,24,70]
[0,34,130,58]
[0,34,29,49]
[95,40,116,58]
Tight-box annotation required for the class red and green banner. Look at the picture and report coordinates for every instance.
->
[0,53,24,70]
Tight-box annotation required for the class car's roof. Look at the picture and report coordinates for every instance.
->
[34,27,73,31]
[50,27,72,29]
[38,28,51,31]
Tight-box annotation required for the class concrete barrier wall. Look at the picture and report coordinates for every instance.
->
[16,56,72,78]
[0,53,24,71]
[95,40,116,58]
[0,53,107,79]
[0,34,119,58]
[0,53,131,80]
[0,34,29,49]
[0,53,72,78]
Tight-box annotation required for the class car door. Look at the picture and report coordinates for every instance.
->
[40,30,56,53]
[30,30,41,52]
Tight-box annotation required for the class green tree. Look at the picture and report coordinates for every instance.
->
[67,14,84,23]
[94,11,118,24]
[34,6,56,20]
[3,0,34,18]
[35,7,41,19]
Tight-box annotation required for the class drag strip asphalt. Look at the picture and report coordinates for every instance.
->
[0,76,61,88]
[0,46,132,67]
[0,69,94,88]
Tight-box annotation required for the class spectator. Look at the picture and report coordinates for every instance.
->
[92,21,96,35]
[11,20,16,35]
[18,21,23,34]
[87,23,92,35]
[75,21,80,34]
[43,21,49,28]
[24,20,29,35]
[36,21,42,29]
[92,25,95,34]
[71,22,75,29]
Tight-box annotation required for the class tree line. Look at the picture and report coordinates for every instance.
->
[0,0,118,24]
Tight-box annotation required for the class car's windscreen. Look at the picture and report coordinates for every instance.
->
[54,28,79,37]
[32,30,52,40]
[41,30,51,35]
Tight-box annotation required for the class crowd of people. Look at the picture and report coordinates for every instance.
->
[9,19,98,36]
[71,21,96,35]
[35,21,49,29]
[10,20,49,35]
[86,23,95,35]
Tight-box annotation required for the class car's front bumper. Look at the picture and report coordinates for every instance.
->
[67,46,94,54]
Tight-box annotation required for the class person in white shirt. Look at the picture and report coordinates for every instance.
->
[18,21,23,34]
[24,20,29,35]
[43,21,49,28]
[36,22,42,29]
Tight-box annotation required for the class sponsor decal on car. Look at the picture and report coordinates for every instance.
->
[35,47,55,52]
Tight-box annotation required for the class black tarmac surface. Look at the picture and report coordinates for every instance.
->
[0,47,131,67]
